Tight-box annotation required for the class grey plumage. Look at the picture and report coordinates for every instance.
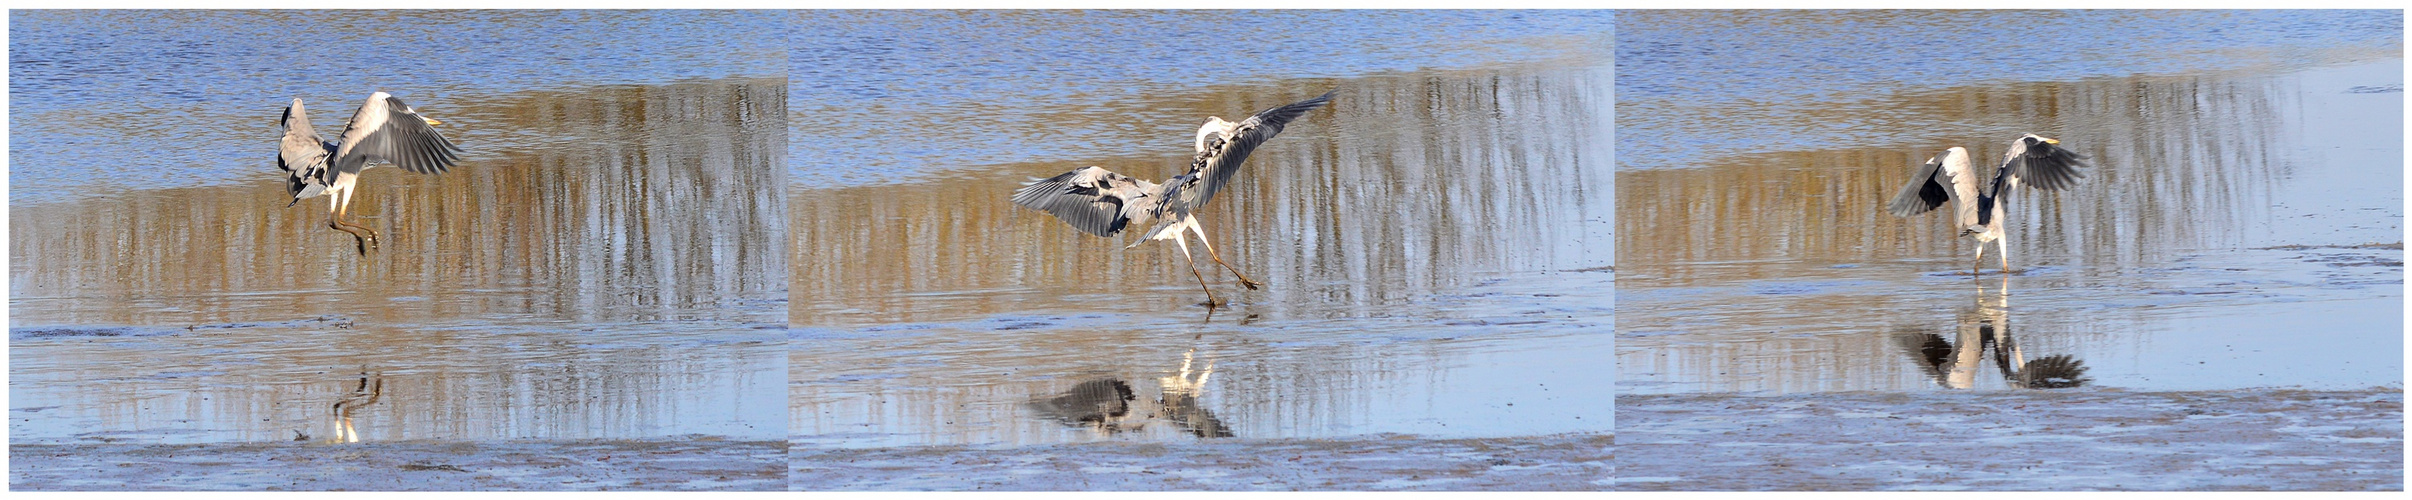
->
[1887,134,2089,274]
[1011,91,1336,306]
[279,92,463,255]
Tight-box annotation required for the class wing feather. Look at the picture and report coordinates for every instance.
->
[1012,166,1162,237]
[333,94,463,175]
[277,99,333,201]
[1179,90,1336,209]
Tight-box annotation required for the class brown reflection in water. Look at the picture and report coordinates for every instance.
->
[1618,69,2310,393]
[1620,71,2289,285]
[792,66,1609,325]
[11,77,786,326]
[9,77,787,443]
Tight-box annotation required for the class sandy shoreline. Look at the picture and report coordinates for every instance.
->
[1617,389,2403,490]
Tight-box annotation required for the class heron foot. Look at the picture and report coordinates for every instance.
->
[1237,278,1262,290]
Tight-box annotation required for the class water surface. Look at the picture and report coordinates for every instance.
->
[11,11,788,444]
[1615,10,2402,394]
[790,11,1612,448]
[10,9,785,204]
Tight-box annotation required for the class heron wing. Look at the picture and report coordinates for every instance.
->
[1178,90,1336,209]
[1997,137,2089,194]
[1885,154,1952,217]
[333,94,463,175]
[1012,166,1163,237]
[1886,148,1979,227]
[278,100,333,200]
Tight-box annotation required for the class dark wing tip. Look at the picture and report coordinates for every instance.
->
[1885,158,1949,217]
[2017,142,2091,191]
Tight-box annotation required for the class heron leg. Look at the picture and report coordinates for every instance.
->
[1999,238,2013,276]
[1170,232,1220,307]
[1972,241,1987,277]
[327,194,372,255]
[1186,219,1261,290]
[335,186,379,251]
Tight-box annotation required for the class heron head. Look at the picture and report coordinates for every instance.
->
[2025,134,2059,145]
[1192,117,1232,153]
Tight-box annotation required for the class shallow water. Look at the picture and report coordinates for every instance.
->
[789,10,1614,189]
[11,10,788,444]
[8,10,786,205]
[1615,11,2402,394]
[789,11,1613,447]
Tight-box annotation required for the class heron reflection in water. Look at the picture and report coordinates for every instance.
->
[1027,349,1231,438]
[1894,291,2092,390]
[327,371,386,443]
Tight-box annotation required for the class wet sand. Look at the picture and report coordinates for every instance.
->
[1616,390,2401,491]
[11,439,785,491]
[790,433,1610,490]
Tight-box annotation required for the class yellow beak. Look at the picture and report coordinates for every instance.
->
[423,117,443,126]
[2043,138,2058,144]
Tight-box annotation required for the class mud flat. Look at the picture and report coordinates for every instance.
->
[1615,389,2401,491]
[11,439,786,491]
[789,433,1610,490]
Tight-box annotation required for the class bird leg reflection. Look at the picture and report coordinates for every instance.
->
[329,371,385,443]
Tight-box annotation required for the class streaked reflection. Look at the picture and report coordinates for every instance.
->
[10,77,788,443]
[792,62,1613,446]
[792,67,1610,325]
[1892,291,2091,390]
[1617,56,2402,393]
[1621,71,2295,283]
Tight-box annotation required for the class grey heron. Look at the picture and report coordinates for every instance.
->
[1011,90,1335,307]
[1886,134,2089,275]
[279,92,463,255]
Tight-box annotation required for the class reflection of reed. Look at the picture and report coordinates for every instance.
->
[1619,72,2290,285]
[791,66,1609,324]
[10,77,786,326]
[8,77,786,443]
[1618,69,2297,393]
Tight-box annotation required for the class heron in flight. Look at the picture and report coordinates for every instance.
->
[1886,134,2089,275]
[1012,90,1335,307]
[279,92,463,255]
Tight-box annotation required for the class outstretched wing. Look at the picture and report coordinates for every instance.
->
[1994,134,2089,194]
[1177,90,1336,210]
[1012,166,1163,237]
[1886,147,1979,229]
[278,99,333,202]
[332,93,463,175]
